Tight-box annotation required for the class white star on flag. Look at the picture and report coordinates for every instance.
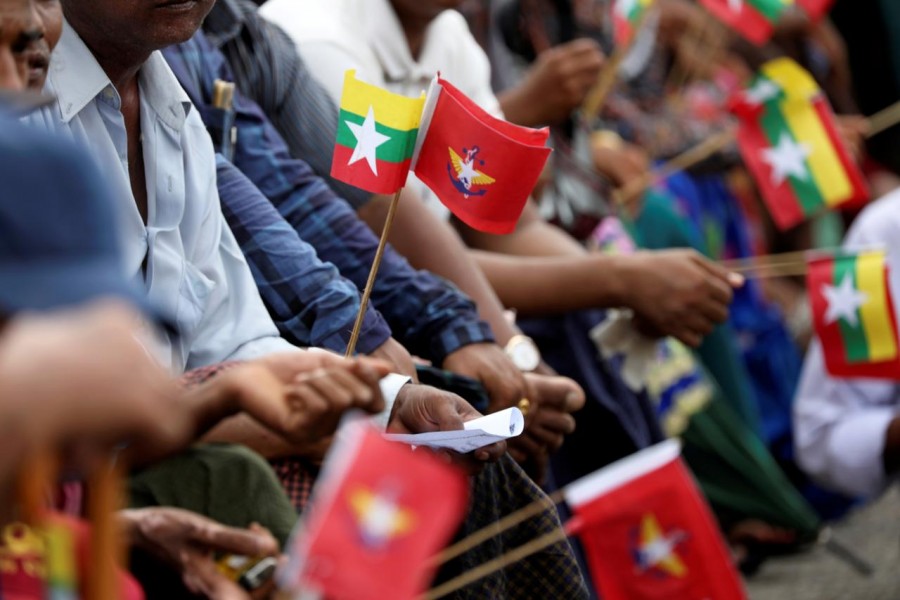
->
[727,0,743,11]
[822,274,869,327]
[743,79,780,106]
[761,134,811,186]
[346,105,390,176]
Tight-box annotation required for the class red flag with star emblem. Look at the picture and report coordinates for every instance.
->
[411,75,552,234]
[564,440,746,600]
[280,422,468,600]
[807,250,900,379]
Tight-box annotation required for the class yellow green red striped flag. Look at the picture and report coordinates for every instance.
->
[808,250,900,379]
[331,70,425,194]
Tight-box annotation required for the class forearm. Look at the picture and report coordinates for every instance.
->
[201,413,298,460]
[361,190,520,345]
[457,201,585,258]
[472,251,629,316]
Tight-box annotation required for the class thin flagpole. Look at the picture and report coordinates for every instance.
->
[345,188,403,357]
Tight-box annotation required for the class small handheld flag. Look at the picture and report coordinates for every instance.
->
[612,0,655,47]
[331,70,426,194]
[807,250,900,379]
[731,59,868,231]
[698,0,791,45]
[564,440,746,600]
[282,422,468,600]
[412,76,551,234]
[797,0,834,21]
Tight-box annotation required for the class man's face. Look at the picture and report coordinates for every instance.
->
[25,0,59,89]
[61,0,215,53]
[390,0,464,23]
[0,0,43,91]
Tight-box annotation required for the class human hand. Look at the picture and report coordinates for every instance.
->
[0,300,186,448]
[120,508,278,599]
[501,38,604,127]
[591,140,651,188]
[369,337,419,381]
[229,356,392,444]
[442,342,533,419]
[388,384,506,472]
[835,114,869,164]
[508,374,584,476]
[617,250,743,347]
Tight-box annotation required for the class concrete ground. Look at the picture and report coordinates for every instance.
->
[746,488,900,600]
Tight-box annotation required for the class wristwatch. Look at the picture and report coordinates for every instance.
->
[505,335,541,372]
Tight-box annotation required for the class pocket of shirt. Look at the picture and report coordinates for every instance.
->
[176,261,215,337]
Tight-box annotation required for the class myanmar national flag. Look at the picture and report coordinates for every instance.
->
[732,60,868,231]
[698,0,790,45]
[564,440,746,600]
[331,70,425,194]
[807,250,900,379]
[612,0,654,47]
[411,75,551,234]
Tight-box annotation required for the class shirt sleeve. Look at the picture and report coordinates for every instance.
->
[793,340,900,497]
[215,154,393,355]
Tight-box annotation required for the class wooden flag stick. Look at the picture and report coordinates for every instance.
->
[85,459,125,600]
[421,527,569,600]
[16,448,58,524]
[430,488,566,567]
[581,9,651,120]
[345,188,403,358]
[865,98,900,138]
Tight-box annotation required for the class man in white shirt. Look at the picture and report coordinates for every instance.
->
[794,188,900,499]
[30,0,505,465]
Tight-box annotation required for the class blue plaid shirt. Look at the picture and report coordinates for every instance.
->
[163,33,494,362]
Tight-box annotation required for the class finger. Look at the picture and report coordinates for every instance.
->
[352,356,394,378]
[695,297,729,324]
[193,521,279,558]
[323,368,378,410]
[673,327,703,348]
[474,440,506,463]
[535,411,577,436]
[526,422,567,452]
[304,371,354,412]
[432,397,466,431]
[509,432,546,458]
[183,555,252,600]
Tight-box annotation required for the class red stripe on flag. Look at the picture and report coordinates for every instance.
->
[797,0,834,20]
[699,0,774,45]
[736,117,806,230]
[811,97,870,210]
[331,144,411,195]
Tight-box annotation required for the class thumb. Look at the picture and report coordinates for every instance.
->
[431,397,466,432]
[183,555,251,600]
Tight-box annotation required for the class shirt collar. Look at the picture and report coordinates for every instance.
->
[49,19,192,130]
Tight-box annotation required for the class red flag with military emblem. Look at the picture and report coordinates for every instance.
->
[280,422,468,600]
[411,75,551,235]
[564,440,746,600]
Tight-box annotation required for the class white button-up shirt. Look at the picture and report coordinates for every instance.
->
[794,188,900,498]
[27,21,293,372]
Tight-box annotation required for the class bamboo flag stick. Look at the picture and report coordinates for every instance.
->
[422,527,570,600]
[344,189,403,358]
[581,9,652,120]
[16,449,58,524]
[430,489,566,567]
[85,460,125,600]
[866,98,900,138]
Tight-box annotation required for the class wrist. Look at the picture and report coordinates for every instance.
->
[592,253,632,308]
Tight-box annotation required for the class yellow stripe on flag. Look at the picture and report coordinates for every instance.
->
[338,70,425,132]
[856,251,898,362]
[761,58,820,101]
[780,100,852,206]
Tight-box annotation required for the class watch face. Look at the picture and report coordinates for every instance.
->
[509,339,541,371]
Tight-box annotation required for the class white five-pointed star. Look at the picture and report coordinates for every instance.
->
[822,274,869,327]
[761,134,811,186]
[727,0,743,11]
[346,105,390,175]
[743,78,780,106]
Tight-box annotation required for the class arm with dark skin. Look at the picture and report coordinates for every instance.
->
[883,417,900,476]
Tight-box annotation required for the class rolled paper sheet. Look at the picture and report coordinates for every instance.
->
[383,407,525,453]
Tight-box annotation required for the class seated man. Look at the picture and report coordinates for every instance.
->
[794,187,900,499]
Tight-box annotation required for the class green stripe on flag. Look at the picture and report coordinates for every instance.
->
[834,256,871,363]
[336,109,419,164]
[759,104,825,217]
[750,0,789,21]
